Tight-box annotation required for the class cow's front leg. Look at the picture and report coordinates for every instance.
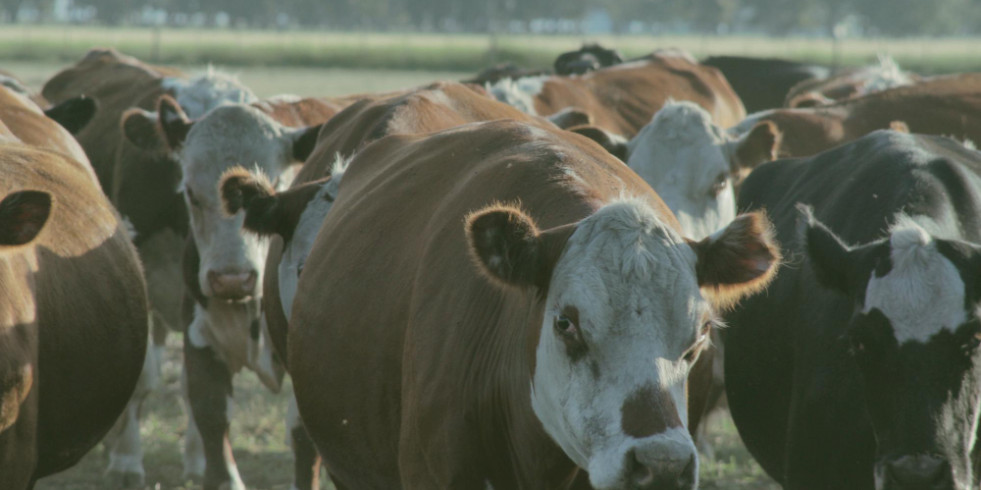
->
[287,395,321,490]
[184,322,244,490]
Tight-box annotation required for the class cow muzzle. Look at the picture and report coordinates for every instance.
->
[878,454,955,490]
[207,269,258,301]
[626,450,696,490]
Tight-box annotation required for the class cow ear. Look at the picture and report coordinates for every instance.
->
[287,123,323,162]
[157,95,192,151]
[0,190,52,247]
[690,212,781,309]
[797,204,852,293]
[466,204,574,292]
[121,108,165,151]
[732,121,781,175]
[547,107,592,129]
[569,125,629,161]
[44,95,96,134]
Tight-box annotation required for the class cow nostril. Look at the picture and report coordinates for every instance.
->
[887,455,948,487]
[675,455,696,489]
[207,270,258,299]
[628,450,655,486]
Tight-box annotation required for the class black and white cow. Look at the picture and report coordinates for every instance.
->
[725,130,981,489]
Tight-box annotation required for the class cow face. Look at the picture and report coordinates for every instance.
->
[467,201,779,490]
[625,101,779,240]
[156,96,321,302]
[802,207,981,490]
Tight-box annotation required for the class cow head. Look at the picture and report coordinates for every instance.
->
[0,190,51,249]
[155,95,322,302]
[467,200,780,489]
[554,43,624,76]
[579,101,780,240]
[219,153,348,318]
[801,205,981,490]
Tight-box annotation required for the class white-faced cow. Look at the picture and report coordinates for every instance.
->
[573,100,781,240]
[0,138,147,488]
[725,130,981,489]
[148,94,325,490]
[42,48,263,487]
[285,119,780,489]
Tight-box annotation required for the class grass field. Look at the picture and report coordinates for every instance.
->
[1,25,981,74]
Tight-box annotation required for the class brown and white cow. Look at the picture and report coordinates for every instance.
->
[0,136,147,488]
[123,90,341,490]
[282,118,780,489]
[486,49,746,137]
[784,55,918,108]
[42,47,261,487]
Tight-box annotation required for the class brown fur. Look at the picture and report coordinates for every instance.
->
[0,142,148,488]
[690,212,782,311]
[753,73,981,159]
[529,51,746,137]
[0,85,91,168]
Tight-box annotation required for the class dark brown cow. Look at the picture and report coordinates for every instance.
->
[732,73,981,159]
[486,49,746,137]
[284,119,779,489]
[0,136,147,488]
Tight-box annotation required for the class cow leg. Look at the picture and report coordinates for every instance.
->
[184,335,244,490]
[286,395,321,490]
[181,371,206,482]
[105,319,164,488]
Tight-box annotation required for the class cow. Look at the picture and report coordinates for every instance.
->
[731,73,981,160]
[725,130,981,489]
[784,55,918,108]
[217,82,577,488]
[486,49,746,138]
[554,43,625,75]
[0,137,147,487]
[700,56,831,113]
[131,91,336,490]
[278,118,780,489]
[41,47,262,487]
[0,81,95,164]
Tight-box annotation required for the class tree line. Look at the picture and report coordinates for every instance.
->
[3,0,979,37]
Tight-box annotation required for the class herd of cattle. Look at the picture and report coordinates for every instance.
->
[2,42,981,490]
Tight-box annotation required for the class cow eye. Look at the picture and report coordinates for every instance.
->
[963,332,981,355]
[709,173,728,197]
[554,315,577,338]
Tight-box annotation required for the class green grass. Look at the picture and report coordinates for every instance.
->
[2,25,981,73]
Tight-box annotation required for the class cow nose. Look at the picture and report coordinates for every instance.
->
[886,455,951,489]
[207,270,257,300]
[627,451,696,490]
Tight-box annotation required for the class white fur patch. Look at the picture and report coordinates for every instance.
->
[860,55,914,95]
[864,215,967,344]
[485,75,549,115]
[627,101,735,239]
[278,153,351,319]
[161,67,257,119]
[530,198,703,486]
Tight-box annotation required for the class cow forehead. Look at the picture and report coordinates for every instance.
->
[863,226,969,344]
[551,200,703,340]
[182,107,287,190]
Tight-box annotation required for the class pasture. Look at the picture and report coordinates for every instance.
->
[3,57,781,489]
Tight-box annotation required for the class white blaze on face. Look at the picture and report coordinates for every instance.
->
[627,101,735,240]
[529,199,704,488]
[485,75,549,115]
[278,155,350,319]
[179,105,298,298]
[863,216,967,344]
